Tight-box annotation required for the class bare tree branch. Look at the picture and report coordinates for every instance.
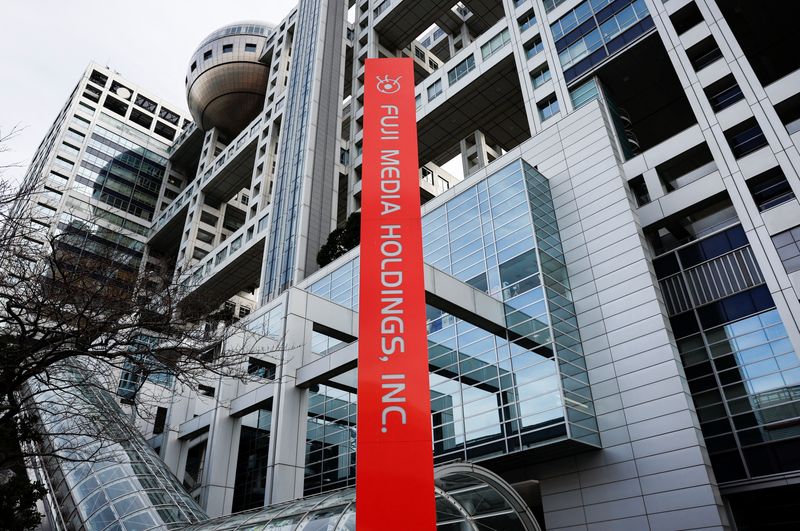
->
[0,126,284,524]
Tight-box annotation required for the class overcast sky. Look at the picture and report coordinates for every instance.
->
[0,0,297,184]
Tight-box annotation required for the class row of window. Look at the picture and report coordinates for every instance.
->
[672,300,800,483]
[426,25,516,105]
[88,69,183,133]
[417,4,609,116]
[64,196,150,237]
[191,43,259,72]
[557,0,648,70]
[480,29,511,61]
[551,0,616,42]
[447,55,476,85]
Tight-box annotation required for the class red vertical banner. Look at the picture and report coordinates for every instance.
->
[356,58,436,530]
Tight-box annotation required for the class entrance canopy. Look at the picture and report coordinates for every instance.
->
[183,463,541,531]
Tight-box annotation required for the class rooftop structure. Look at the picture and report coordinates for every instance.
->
[186,22,274,136]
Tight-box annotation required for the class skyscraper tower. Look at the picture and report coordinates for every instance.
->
[18,0,800,529]
[8,63,192,290]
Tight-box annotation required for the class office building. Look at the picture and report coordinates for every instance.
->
[8,62,192,292]
[22,0,800,529]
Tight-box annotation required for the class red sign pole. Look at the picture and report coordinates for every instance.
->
[356,58,436,530]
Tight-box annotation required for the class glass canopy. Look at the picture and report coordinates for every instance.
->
[183,464,541,531]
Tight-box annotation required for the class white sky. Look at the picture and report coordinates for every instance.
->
[0,0,297,184]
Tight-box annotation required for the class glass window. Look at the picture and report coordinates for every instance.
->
[122,512,155,530]
[159,107,180,125]
[105,479,134,500]
[550,1,593,41]
[772,227,800,273]
[54,156,74,171]
[65,128,86,144]
[245,43,257,52]
[537,94,560,121]
[154,121,176,141]
[480,29,511,60]
[558,28,603,69]
[203,50,212,61]
[599,0,649,43]
[60,142,81,158]
[89,69,108,87]
[499,250,540,299]
[747,167,795,212]
[705,76,744,112]
[447,55,476,85]
[113,494,144,517]
[223,44,233,53]
[726,119,768,159]
[569,77,600,108]
[102,95,128,117]
[428,79,443,100]
[524,36,543,59]
[134,94,157,113]
[87,507,116,530]
[543,0,569,12]
[248,357,276,379]
[531,64,551,89]
[674,305,800,481]
[215,248,228,265]
[518,11,537,32]
[81,489,109,516]
[305,385,357,495]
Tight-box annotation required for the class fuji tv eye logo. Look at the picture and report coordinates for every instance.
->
[376,75,402,94]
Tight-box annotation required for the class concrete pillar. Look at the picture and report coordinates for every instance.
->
[643,167,666,200]
[200,376,243,517]
[265,291,311,504]
[461,131,504,176]
[161,383,193,474]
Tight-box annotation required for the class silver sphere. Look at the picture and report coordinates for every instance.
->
[186,21,273,137]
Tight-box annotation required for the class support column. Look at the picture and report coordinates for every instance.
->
[265,290,311,504]
[200,378,243,517]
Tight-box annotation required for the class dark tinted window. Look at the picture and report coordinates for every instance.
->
[747,166,795,211]
[153,407,168,434]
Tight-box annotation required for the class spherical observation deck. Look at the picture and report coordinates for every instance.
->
[186,21,273,137]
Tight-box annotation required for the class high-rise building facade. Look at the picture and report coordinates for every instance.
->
[20,0,800,530]
[9,63,192,293]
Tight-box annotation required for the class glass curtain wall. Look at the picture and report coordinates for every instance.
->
[653,224,800,482]
[305,160,599,495]
[232,409,273,512]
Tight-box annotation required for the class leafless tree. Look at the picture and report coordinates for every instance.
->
[0,126,282,529]
[0,125,33,246]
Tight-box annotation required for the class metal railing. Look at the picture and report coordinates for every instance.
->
[660,246,764,315]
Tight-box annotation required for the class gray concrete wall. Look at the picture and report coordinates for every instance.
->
[496,100,730,530]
